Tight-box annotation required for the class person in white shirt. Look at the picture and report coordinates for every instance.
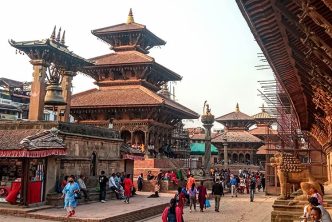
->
[77,175,89,201]
[109,173,119,199]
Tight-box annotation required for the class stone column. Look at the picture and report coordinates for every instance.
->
[223,142,228,168]
[203,123,213,173]
[58,71,75,122]
[28,60,48,120]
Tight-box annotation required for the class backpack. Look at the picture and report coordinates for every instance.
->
[167,208,176,222]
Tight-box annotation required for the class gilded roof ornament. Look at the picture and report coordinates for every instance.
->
[61,30,66,45]
[127,8,135,24]
[56,27,61,42]
[262,103,265,112]
[236,103,240,112]
[51,26,56,40]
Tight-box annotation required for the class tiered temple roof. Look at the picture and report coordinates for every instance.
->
[91,8,166,54]
[71,85,198,119]
[215,103,256,130]
[71,9,198,121]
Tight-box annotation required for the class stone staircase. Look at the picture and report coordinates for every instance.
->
[46,187,116,206]
[271,184,332,222]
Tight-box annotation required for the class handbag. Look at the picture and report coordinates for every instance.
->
[205,199,211,208]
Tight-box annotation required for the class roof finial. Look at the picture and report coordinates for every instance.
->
[51,26,56,40]
[236,103,240,112]
[262,103,265,112]
[61,30,66,45]
[127,8,134,24]
[56,27,61,42]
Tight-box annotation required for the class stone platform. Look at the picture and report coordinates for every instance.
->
[133,158,187,192]
[0,192,174,222]
[134,158,185,178]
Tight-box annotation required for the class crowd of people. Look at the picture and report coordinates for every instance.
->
[59,171,134,218]
[59,167,332,221]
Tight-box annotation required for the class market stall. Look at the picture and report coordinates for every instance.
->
[0,128,66,206]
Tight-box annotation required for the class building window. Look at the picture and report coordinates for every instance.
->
[43,113,50,121]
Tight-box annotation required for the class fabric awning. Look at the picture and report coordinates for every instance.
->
[190,143,218,155]
[0,149,66,158]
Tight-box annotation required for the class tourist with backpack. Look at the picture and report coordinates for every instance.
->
[162,198,182,222]
[249,176,256,202]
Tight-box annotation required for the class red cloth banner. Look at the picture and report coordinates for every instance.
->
[28,181,42,204]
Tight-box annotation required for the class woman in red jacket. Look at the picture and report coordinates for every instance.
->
[162,198,182,222]
[123,174,133,204]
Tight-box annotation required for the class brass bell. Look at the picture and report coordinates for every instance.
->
[44,83,67,106]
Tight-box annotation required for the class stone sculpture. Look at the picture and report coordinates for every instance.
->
[270,152,323,200]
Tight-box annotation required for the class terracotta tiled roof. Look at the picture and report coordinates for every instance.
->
[71,85,199,119]
[0,129,45,150]
[249,127,278,135]
[0,78,23,88]
[91,22,166,45]
[216,111,254,122]
[252,111,274,120]
[87,51,181,81]
[90,51,154,65]
[256,144,278,155]
[92,22,146,33]
[190,133,218,140]
[0,128,66,157]
[212,131,262,143]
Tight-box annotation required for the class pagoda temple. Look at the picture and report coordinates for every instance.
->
[70,9,199,151]
[250,104,279,159]
[213,103,263,165]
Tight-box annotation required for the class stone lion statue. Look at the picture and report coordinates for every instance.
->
[270,152,323,201]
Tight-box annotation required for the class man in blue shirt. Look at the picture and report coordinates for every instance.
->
[230,175,238,197]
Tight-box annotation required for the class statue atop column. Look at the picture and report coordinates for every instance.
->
[201,101,215,177]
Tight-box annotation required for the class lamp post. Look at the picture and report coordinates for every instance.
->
[201,101,215,176]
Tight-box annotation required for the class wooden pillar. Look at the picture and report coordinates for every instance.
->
[144,131,148,155]
[28,60,47,121]
[58,71,75,122]
[21,158,29,206]
[250,149,254,165]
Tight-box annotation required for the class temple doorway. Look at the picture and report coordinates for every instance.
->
[232,153,238,164]
[239,153,244,164]
[132,130,145,147]
[121,130,131,144]
[245,153,251,164]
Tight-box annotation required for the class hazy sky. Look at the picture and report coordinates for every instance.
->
[0,0,274,128]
